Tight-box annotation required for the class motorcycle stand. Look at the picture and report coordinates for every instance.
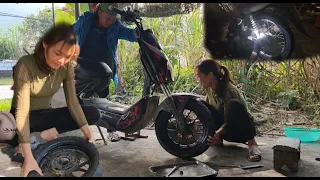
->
[96,126,108,146]
[120,131,148,141]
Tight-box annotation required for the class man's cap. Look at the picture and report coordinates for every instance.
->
[96,3,119,17]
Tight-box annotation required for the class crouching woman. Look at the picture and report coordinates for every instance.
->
[195,59,262,162]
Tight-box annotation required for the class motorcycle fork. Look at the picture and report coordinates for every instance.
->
[159,84,188,133]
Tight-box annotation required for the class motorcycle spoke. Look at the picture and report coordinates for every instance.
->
[183,135,192,148]
[256,18,287,58]
[266,21,273,32]
[272,29,284,40]
[167,128,178,132]
[278,42,285,52]
[167,109,206,148]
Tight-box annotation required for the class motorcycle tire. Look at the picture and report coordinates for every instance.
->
[155,99,213,159]
[29,136,103,177]
[254,12,294,61]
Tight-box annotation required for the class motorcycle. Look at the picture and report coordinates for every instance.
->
[212,3,314,61]
[75,6,213,159]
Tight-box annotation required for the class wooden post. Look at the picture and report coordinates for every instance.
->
[74,3,80,20]
[116,45,124,93]
[52,3,55,26]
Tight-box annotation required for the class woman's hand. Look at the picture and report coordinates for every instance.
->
[207,129,224,146]
[81,124,94,143]
[21,157,43,177]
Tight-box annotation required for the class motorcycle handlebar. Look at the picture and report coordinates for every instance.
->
[108,5,140,23]
[108,6,125,16]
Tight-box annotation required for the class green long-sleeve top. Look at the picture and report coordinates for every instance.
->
[205,82,254,130]
[11,54,88,143]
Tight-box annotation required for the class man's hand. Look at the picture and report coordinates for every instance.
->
[81,124,94,143]
[133,28,139,38]
[21,157,43,177]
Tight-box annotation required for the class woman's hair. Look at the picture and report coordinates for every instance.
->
[34,22,78,74]
[196,59,234,97]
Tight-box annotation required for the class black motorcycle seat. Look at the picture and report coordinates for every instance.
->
[75,66,96,80]
[235,3,269,14]
[89,98,130,115]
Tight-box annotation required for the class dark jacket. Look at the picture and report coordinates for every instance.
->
[72,11,137,87]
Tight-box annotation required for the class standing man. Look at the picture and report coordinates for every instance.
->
[72,3,137,142]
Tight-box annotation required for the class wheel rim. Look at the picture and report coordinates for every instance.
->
[255,18,287,58]
[38,145,92,177]
[166,109,206,148]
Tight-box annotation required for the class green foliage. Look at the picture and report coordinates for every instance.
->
[0,24,25,59]
[117,9,208,99]
[48,3,89,24]
[277,90,300,110]
[0,77,13,85]
[19,9,53,54]
[66,3,89,14]
[54,9,74,25]
[0,98,12,112]
[170,66,202,94]
[0,9,54,60]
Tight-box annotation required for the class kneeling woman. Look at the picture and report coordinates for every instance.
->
[3,23,101,176]
[195,59,262,162]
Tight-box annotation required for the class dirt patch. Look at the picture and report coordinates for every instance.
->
[250,102,319,137]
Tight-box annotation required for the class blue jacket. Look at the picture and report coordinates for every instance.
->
[72,11,137,87]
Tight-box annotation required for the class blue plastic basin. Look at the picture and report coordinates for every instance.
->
[283,127,320,142]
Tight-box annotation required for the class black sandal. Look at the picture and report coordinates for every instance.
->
[248,149,262,162]
[11,153,24,167]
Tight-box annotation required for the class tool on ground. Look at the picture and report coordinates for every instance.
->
[150,161,218,177]
[165,165,179,177]
[215,164,264,170]
[316,158,320,161]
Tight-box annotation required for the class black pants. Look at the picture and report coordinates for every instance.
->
[78,58,113,98]
[1,105,101,147]
[205,99,257,143]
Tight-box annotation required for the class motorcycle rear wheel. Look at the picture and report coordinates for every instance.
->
[29,136,103,177]
[253,13,294,61]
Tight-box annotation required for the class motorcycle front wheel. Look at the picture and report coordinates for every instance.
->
[155,99,213,159]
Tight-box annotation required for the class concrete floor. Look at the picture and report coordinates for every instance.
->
[1,89,320,177]
[1,128,320,177]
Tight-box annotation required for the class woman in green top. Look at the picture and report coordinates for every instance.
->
[195,59,262,162]
[1,23,101,177]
